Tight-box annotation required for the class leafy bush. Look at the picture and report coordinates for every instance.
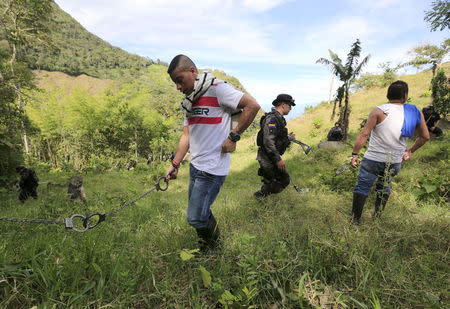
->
[431,69,450,116]
[420,89,432,97]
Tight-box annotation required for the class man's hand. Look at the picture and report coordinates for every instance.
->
[351,155,359,168]
[165,165,178,180]
[221,138,236,153]
[288,132,296,141]
[402,149,412,161]
[276,160,286,170]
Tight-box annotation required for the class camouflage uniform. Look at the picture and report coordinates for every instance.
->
[256,108,291,196]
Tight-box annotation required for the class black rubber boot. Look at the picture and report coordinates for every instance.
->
[373,193,390,219]
[195,214,221,254]
[351,193,367,225]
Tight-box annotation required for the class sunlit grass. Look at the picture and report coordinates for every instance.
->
[0,66,449,308]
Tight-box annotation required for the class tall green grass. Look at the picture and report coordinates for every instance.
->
[1,133,448,308]
[1,66,449,308]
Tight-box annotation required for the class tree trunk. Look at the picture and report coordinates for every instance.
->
[10,42,30,153]
[340,86,351,140]
[327,75,334,105]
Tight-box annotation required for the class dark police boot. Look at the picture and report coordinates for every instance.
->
[373,193,390,219]
[351,193,367,225]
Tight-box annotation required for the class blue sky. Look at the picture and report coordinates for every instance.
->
[55,0,449,119]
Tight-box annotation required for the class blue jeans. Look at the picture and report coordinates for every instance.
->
[187,164,226,229]
[353,158,401,196]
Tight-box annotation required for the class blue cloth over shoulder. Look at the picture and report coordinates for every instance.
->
[401,104,421,137]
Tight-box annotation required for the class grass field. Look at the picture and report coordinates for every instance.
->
[1,66,449,308]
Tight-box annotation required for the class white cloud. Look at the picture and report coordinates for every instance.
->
[56,0,283,61]
[242,0,293,12]
[241,73,334,114]
[53,0,449,120]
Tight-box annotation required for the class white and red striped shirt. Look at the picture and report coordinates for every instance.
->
[184,82,243,175]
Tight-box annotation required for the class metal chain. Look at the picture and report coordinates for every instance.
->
[0,176,169,233]
[0,217,65,226]
[105,176,168,217]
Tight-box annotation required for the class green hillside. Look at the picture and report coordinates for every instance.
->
[0,1,152,78]
[0,63,448,308]
[1,2,449,307]
[286,62,450,147]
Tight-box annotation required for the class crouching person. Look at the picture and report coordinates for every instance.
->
[350,81,429,224]
[16,166,39,203]
[164,55,260,253]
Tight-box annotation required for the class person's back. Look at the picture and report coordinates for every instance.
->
[350,80,429,224]
[422,105,442,138]
[327,124,344,141]
[422,106,439,128]
[16,166,39,202]
[364,103,407,164]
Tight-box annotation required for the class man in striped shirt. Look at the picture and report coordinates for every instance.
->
[165,55,260,253]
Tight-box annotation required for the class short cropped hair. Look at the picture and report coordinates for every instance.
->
[387,80,408,101]
[167,54,196,74]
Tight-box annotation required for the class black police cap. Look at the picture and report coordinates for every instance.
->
[272,94,296,106]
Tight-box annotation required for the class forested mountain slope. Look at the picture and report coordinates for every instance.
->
[0,1,151,78]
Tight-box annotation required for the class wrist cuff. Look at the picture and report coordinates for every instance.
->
[352,152,359,156]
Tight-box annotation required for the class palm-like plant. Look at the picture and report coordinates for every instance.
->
[316,39,370,139]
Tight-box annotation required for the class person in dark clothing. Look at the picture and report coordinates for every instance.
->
[254,94,296,199]
[327,122,344,141]
[16,166,39,203]
[422,105,443,138]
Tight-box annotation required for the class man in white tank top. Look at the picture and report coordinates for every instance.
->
[350,80,430,224]
[164,55,260,252]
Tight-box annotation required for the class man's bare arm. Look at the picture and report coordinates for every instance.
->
[165,126,189,179]
[222,94,260,153]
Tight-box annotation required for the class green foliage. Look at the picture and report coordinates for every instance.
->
[420,89,432,97]
[424,0,450,32]
[431,68,450,115]
[0,133,449,308]
[0,1,152,78]
[353,62,400,90]
[316,39,371,139]
[0,51,33,184]
[308,117,324,137]
[0,0,53,54]
[24,65,184,170]
[402,39,450,76]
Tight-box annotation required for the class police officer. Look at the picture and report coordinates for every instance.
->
[254,94,296,199]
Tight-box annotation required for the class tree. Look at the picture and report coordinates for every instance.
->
[0,50,30,183]
[431,69,450,116]
[0,0,53,153]
[424,0,450,32]
[402,39,450,77]
[316,39,370,139]
[353,62,401,90]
